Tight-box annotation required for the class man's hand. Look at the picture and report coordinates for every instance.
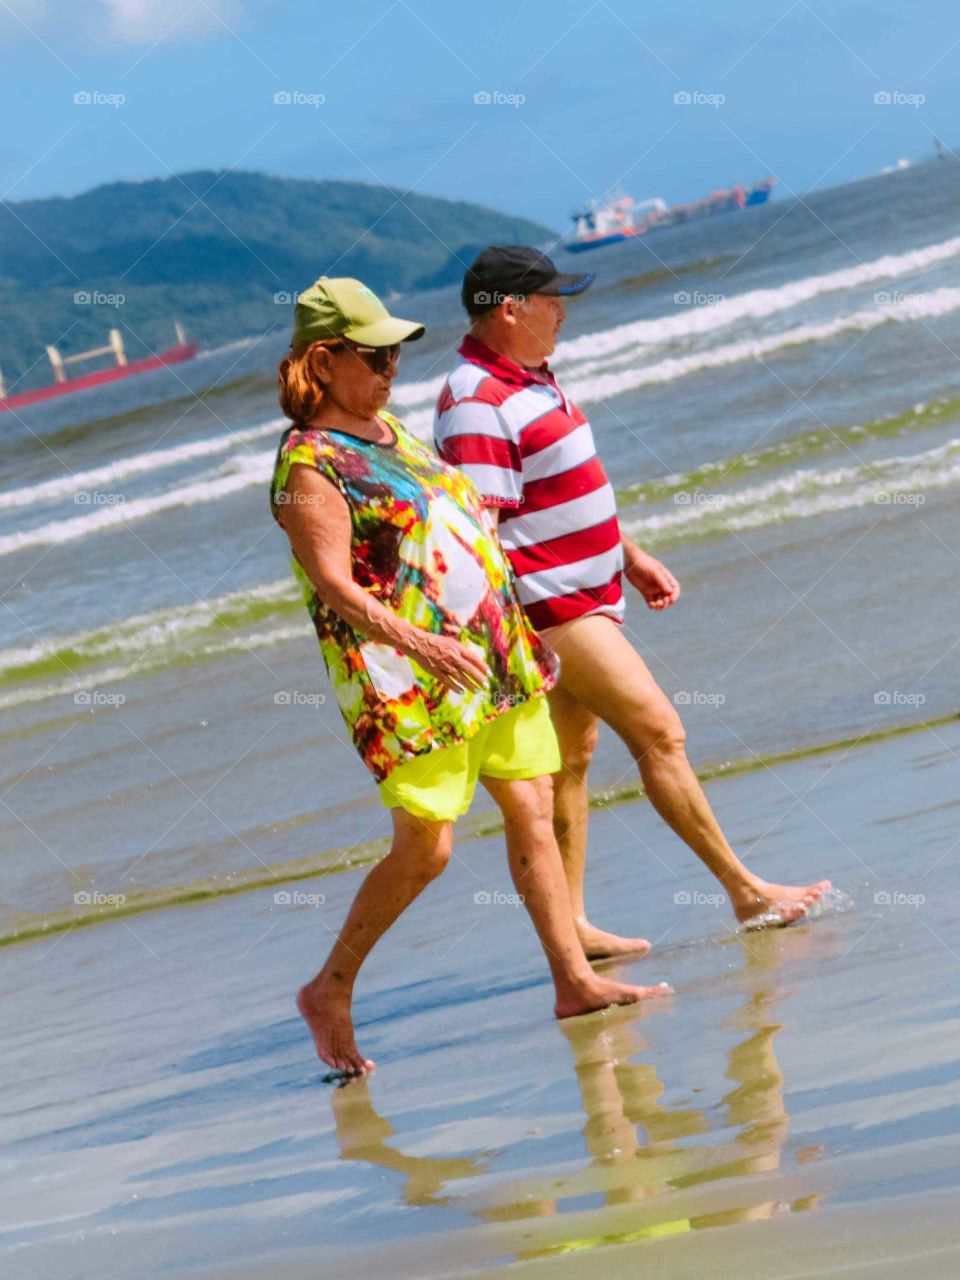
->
[623,548,680,611]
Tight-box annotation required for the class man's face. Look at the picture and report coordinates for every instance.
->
[514,291,567,361]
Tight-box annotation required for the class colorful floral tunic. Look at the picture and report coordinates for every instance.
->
[269,411,557,782]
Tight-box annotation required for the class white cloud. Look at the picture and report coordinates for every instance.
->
[0,0,244,45]
[99,0,242,43]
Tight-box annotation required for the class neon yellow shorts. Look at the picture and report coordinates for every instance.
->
[379,696,561,822]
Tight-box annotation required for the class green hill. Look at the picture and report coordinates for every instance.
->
[0,170,554,388]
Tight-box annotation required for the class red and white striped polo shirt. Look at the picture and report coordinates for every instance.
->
[434,336,624,631]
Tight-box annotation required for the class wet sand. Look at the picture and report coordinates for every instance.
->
[3,727,957,1274]
[3,719,959,1279]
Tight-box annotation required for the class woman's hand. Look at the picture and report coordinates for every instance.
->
[409,632,491,693]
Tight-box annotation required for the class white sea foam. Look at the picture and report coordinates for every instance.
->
[0,576,298,678]
[4,437,958,704]
[6,252,960,550]
[0,622,308,710]
[565,288,960,404]
[0,453,273,556]
[0,418,286,512]
[13,232,960,517]
[621,437,960,546]
[557,235,960,363]
[4,279,956,556]
[390,232,960,409]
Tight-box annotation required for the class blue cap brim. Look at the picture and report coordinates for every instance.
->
[539,272,594,296]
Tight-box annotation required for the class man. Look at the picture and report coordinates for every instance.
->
[434,246,830,959]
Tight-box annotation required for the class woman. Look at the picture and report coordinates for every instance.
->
[270,277,668,1078]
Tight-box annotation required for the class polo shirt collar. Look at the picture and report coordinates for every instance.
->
[458,334,554,390]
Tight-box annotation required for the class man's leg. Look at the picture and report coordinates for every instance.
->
[541,615,831,925]
[480,773,670,1016]
[297,807,453,1075]
[548,682,652,959]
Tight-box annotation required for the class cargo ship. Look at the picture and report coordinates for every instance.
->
[0,322,198,414]
[567,179,776,252]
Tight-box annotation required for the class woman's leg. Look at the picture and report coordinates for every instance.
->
[480,773,671,1017]
[297,808,453,1075]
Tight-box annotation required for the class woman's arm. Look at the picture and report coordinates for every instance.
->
[277,463,489,691]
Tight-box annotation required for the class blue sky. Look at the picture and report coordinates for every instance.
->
[2,0,959,226]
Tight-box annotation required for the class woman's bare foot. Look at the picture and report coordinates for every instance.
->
[554,974,672,1020]
[730,876,832,928]
[576,916,652,961]
[296,980,375,1077]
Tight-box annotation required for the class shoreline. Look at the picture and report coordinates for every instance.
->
[5,706,955,950]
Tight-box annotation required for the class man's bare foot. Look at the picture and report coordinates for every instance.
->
[555,975,672,1020]
[576,917,652,961]
[296,980,375,1077]
[730,877,832,928]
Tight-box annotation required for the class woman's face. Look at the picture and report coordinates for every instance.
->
[319,340,400,418]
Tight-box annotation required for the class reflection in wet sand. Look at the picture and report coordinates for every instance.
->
[328,928,831,1260]
[331,1080,489,1208]
[514,930,829,1257]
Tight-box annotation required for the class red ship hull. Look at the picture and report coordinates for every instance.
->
[0,341,199,414]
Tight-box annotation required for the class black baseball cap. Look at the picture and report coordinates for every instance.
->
[462,245,594,316]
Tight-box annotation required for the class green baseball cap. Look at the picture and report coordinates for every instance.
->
[292,277,425,348]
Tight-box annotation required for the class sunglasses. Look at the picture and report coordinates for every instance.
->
[331,337,402,374]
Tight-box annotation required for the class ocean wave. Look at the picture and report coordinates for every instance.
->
[0,578,303,694]
[0,453,272,556]
[2,433,957,702]
[558,234,960,364]
[3,287,959,559]
[615,396,960,506]
[0,625,310,710]
[622,437,960,548]
[10,233,960,520]
[390,232,960,410]
[565,287,960,404]
[0,417,286,512]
